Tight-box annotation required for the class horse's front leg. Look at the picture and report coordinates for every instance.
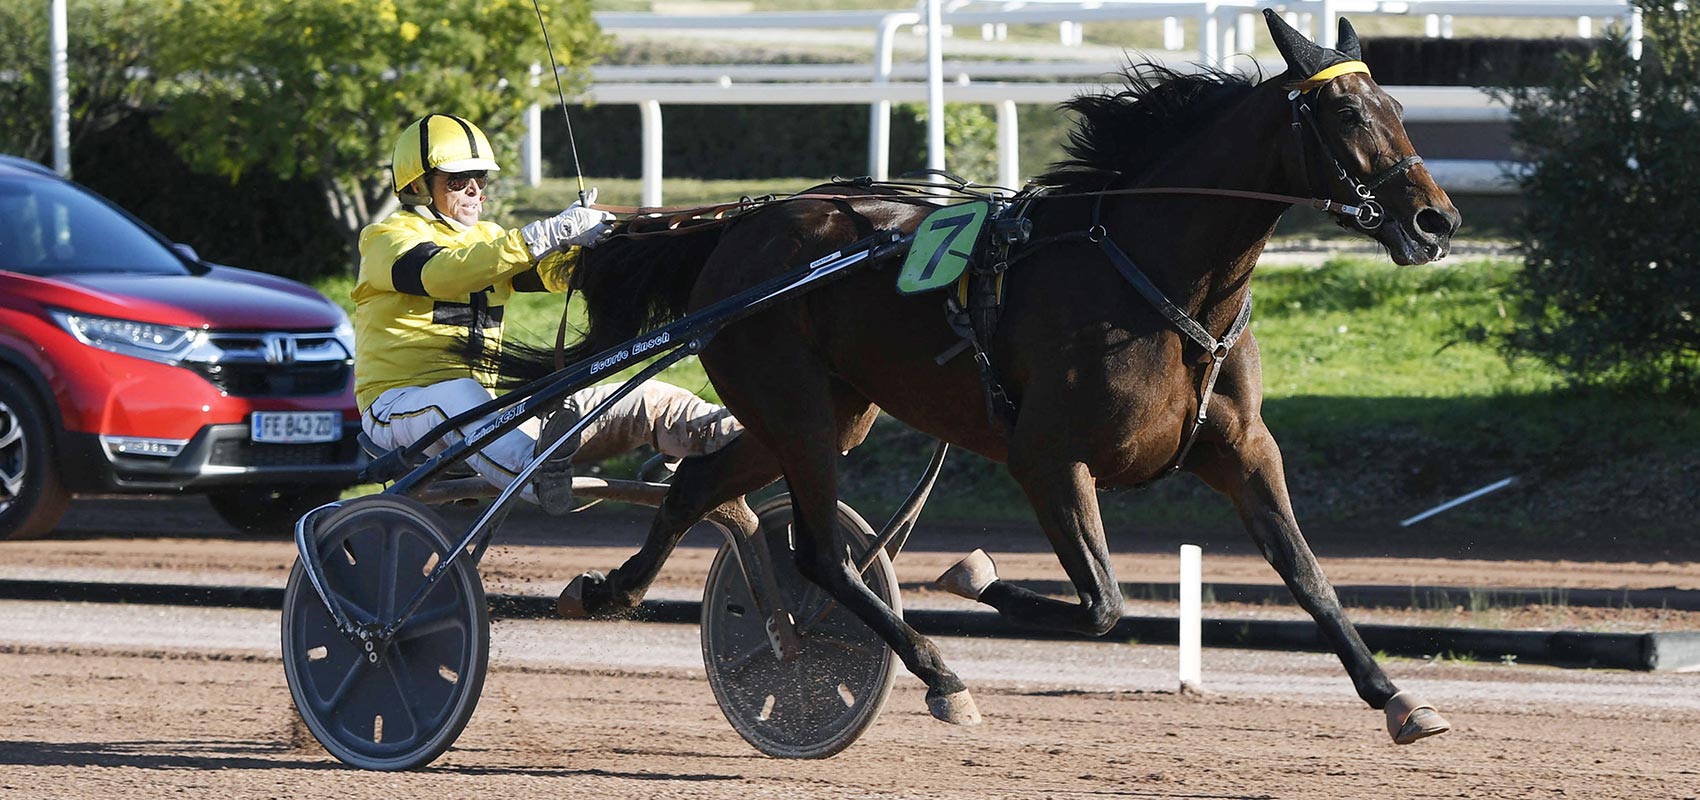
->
[1191,421,1451,745]
[938,456,1124,637]
[558,432,780,618]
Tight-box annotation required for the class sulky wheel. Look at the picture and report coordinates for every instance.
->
[701,495,899,759]
[282,495,489,771]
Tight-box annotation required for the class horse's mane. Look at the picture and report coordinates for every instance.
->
[1037,62,1259,190]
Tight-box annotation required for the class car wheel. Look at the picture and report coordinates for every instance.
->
[207,485,344,537]
[0,376,71,540]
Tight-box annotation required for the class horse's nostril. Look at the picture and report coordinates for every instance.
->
[1416,207,1456,238]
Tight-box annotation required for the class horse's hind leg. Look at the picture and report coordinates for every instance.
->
[1192,420,1451,745]
[939,457,1124,635]
[937,393,1124,636]
[706,347,980,725]
[559,431,781,618]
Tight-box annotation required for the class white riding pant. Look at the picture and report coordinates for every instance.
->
[361,377,742,502]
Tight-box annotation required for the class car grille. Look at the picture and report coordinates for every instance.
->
[185,332,352,397]
[188,360,350,396]
[210,439,345,467]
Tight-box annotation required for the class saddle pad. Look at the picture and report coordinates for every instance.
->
[897,201,990,295]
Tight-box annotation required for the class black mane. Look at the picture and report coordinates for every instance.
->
[1038,63,1258,190]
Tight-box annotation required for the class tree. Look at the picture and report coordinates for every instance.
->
[149,0,604,266]
[1498,0,1700,394]
[0,0,168,167]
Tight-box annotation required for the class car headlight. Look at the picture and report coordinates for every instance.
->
[332,310,356,358]
[49,310,205,364]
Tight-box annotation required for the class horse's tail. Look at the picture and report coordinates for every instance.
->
[485,218,729,389]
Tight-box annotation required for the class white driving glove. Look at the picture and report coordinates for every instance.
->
[521,189,615,260]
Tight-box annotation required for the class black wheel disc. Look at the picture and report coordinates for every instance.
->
[701,496,898,759]
[282,495,488,771]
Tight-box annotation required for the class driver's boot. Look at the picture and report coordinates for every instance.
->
[533,398,582,516]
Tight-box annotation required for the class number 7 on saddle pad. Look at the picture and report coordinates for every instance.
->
[897,201,990,295]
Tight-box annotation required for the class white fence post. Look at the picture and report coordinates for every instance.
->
[1627,5,1643,60]
[1201,7,1219,67]
[996,99,1019,190]
[524,63,544,187]
[869,12,917,180]
[926,0,946,176]
[523,102,543,187]
[1179,544,1202,692]
[639,100,663,208]
[1163,16,1184,51]
[51,0,70,177]
[1058,20,1083,46]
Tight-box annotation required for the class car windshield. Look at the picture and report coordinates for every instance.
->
[0,176,188,276]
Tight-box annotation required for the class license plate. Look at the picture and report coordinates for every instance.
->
[251,411,342,444]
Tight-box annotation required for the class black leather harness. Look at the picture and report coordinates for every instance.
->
[941,186,1253,475]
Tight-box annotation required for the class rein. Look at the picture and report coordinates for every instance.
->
[592,175,1007,239]
[590,184,1375,241]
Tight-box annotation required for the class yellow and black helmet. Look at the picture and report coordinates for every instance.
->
[390,113,501,200]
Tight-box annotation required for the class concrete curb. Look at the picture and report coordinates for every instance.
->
[5,578,1696,671]
[901,580,1700,612]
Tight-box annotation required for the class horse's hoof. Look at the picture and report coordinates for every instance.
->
[556,570,608,619]
[1385,690,1451,744]
[926,688,982,726]
[936,549,998,601]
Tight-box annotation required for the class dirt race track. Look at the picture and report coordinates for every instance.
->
[2,498,1699,799]
[3,617,1700,800]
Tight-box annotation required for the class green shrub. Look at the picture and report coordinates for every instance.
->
[74,114,347,281]
[0,0,169,162]
[550,104,873,179]
[1498,0,1700,394]
[0,0,345,280]
[149,0,603,269]
[892,102,999,184]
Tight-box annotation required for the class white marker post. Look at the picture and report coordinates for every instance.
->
[1178,544,1202,692]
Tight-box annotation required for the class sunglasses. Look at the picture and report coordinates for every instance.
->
[439,171,489,193]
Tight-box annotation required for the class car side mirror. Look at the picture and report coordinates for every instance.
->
[171,243,200,264]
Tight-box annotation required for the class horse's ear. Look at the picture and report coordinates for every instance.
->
[1262,8,1328,77]
[1336,17,1363,60]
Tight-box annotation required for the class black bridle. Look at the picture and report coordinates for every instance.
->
[1284,84,1424,232]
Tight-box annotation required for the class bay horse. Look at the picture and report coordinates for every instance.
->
[503,11,1461,745]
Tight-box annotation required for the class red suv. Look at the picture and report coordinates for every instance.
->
[0,155,363,538]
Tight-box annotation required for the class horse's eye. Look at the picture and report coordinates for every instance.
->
[1335,106,1364,126]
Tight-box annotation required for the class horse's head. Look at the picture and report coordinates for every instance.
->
[1265,10,1461,265]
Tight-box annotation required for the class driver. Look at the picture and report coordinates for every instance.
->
[352,113,741,514]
